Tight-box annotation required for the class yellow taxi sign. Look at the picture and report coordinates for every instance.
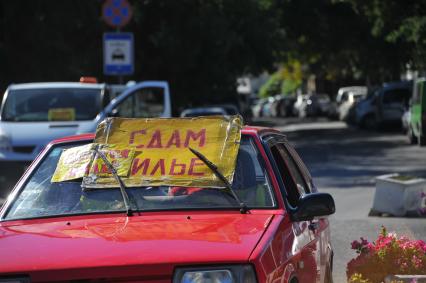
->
[51,144,93,182]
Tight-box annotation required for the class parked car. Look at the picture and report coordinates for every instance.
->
[293,94,309,117]
[295,94,331,118]
[261,96,275,117]
[407,77,426,146]
[335,86,367,105]
[327,101,339,120]
[0,121,335,283]
[309,94,332,117]
[270,95,297,117]
[338,90,367,122]
[0,80,171,196]
[251,98,267,118]
[355,81,412,129]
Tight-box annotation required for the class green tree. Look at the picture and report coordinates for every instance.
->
[346,0,426,71]
[0,0,283,111]
[275,0,409,87]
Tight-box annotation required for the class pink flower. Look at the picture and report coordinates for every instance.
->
[347,226,426,282]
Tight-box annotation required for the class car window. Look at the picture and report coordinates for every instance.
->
[285,143,313,192]
[270,143,308,207]
[3,136,275,220]
[382,88,411,105]
[276,144,309,194]
[115,87,165,118]
[413,82,421,104]
[1,88,102,122]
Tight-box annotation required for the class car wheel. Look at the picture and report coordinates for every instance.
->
[419,135,426,147]
[408,126,418,145]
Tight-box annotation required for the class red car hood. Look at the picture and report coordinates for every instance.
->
[0,212,273,281]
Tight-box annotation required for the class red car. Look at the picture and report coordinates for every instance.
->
[0,127,335,283]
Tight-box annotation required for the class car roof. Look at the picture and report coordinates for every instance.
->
[48,126,282,146]
[337,86,367,94]
[382,81,412,89]
[8,82,105,90]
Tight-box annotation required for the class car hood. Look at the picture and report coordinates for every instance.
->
[0,121,95,147]
[0,213,273,279]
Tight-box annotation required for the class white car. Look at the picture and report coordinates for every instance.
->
[336,86,367,104]
[337,90,367,121]
[0,80,171,194]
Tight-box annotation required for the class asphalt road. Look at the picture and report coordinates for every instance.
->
[259,117,426,282]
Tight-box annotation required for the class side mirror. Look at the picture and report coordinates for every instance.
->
[291,193,335,222]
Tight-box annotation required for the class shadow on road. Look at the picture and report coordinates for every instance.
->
[284,126,426,189]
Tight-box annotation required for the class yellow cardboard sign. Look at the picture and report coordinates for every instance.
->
[51,144,93,182]
[48,108,76,121]
[52,144,135,182]
[83,116,242,188]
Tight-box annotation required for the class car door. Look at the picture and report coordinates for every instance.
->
[267,136,319,282]
[380,87,411,122]
[284,142,331,283]
[103,81,171,120]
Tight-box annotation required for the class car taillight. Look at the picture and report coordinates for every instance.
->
[80,76,98,83]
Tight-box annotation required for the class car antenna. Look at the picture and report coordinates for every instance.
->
[188,147,248,214]
[93,145,133,217]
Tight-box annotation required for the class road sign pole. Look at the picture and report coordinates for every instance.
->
[102,0,134,83]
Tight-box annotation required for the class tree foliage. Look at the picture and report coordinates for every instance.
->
[1,0,425,104]
[259,60,302,98]
[345,0,426,71]
[0,0,283,110]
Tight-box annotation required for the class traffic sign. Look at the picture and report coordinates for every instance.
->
[103,33,134,75]
[102,0,132,28]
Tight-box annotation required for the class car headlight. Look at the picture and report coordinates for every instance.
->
[173,265,257,283]
[0,134,11,151]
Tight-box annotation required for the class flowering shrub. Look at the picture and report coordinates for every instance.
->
[347,226,426,283]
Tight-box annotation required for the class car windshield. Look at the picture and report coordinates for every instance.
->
[3,136,275,220]
[183,111,225,117]
[1,88,102,122]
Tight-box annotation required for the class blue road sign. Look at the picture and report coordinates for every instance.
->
[102,0,132,28]
[103,33,134,76]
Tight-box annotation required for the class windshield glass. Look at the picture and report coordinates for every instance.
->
[3,136,275,220]
[1,88,102,122]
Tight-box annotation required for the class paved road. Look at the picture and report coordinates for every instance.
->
[259,117,426,282]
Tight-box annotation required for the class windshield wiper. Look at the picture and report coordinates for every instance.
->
[189,147,248,214]
[93,146,133,216]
